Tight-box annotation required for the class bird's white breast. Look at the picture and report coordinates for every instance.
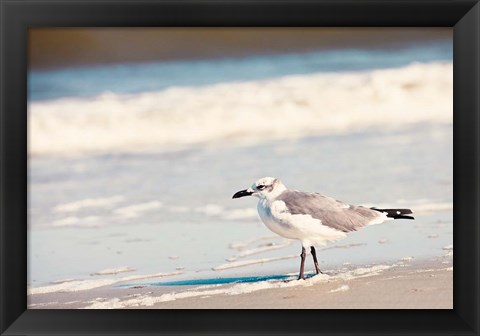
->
[257,199,298,239]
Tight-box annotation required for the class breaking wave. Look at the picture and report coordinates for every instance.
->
[29,62,452,156]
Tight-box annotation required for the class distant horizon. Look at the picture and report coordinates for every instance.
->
[29,27,451,71]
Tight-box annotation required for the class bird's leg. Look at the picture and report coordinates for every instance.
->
[310,246,323,274]
[298,247,306,280]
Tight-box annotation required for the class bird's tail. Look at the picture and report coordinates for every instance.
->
[371,208,415,220]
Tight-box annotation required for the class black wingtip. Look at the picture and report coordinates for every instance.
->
[396,215,415,220]
[371,208,415,220]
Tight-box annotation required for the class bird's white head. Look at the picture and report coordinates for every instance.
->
[232,177,287,201]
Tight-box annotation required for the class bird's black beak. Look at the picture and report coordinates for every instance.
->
[232,189,253,199]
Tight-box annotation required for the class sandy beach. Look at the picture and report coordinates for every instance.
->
[28,257,452,309]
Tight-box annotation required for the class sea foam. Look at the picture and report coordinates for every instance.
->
[29,62,452,156]
[83,264,397,308]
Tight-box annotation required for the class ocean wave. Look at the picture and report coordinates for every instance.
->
[91,266,136,276]
[113,201,163,219]
[52,216,101,228]
[52,196,124,213]
[29,62,452,156]
[228,236,281,250]
[213,255,298,271]
[226,241,292,261]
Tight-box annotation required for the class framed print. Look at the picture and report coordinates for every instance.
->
[1,0,479,335]
[26,26,456,308]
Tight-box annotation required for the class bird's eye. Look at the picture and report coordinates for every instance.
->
[257,185,265,190]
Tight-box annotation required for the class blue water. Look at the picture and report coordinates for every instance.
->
[29,41,452,101]
[126,274,302,287]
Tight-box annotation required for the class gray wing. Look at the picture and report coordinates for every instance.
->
[276,190,381,232]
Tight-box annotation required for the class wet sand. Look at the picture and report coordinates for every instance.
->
[156,265,453,309]
[28,258,452,309]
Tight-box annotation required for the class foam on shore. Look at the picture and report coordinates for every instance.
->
[28,271,182,295]
[83,263,401,308]
[226,241,292,261]
[213,255,298,271]
[52,196,124,213]
[91,266,136,276]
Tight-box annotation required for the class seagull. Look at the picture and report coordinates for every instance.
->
[232,177,414,280]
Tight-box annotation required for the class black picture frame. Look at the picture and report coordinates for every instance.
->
[1,0,479,335]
